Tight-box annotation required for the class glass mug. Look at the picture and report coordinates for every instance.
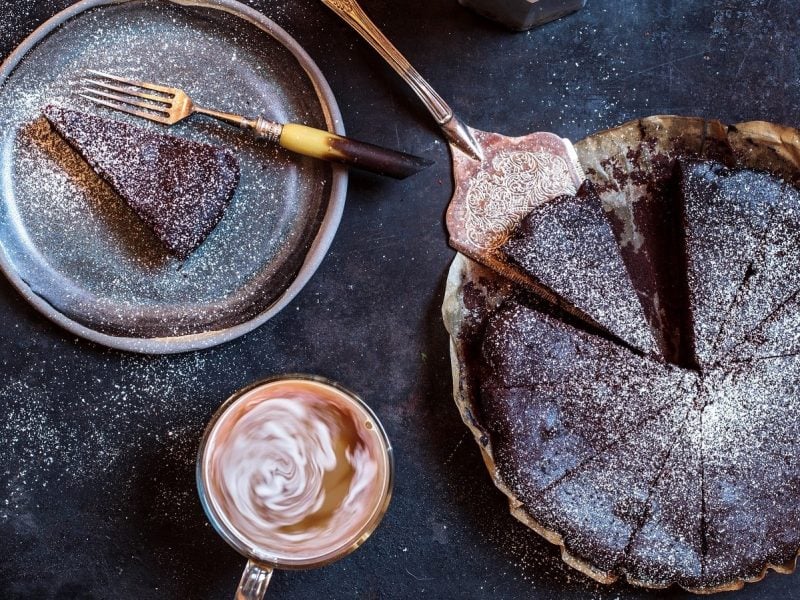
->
[197,375,394,598]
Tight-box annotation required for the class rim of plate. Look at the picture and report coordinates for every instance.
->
[0,0,348,355]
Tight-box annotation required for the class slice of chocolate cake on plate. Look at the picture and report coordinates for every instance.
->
[500,181,660,358]
[45,105,240,259]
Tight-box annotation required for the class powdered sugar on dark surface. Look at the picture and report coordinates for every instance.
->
[5,0,800,599]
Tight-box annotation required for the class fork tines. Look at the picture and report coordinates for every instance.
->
[79,70,175,124]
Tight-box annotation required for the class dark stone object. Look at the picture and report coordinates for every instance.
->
[458,0,586,31]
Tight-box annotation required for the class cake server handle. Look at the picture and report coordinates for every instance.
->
[320,0,483,161]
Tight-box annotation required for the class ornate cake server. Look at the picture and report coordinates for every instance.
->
[321,0,586,304]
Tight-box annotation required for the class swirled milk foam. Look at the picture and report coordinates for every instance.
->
[202,379,391,564]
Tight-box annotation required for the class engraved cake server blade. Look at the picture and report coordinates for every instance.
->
[321,0,586,303]
[78,70,433,180]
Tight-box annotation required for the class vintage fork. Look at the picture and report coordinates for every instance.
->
[77,70,432,179]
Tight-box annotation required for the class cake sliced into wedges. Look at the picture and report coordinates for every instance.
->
[474,291,800,592]
[500,181,660,358]
[44,105,240,259]
[526,400,693,578]
[712,177,800,359]
[479,300,697,500]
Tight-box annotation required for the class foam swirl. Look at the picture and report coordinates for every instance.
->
[204,382,388,563]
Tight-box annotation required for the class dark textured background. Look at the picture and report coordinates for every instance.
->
[1,1,799,598]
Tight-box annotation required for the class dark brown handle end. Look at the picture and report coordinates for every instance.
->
[328,135,434,179]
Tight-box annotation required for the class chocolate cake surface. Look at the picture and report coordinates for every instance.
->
[444,118,800,594]
[729,290,800,360]
[500,181,659,357]
[677,159,784,366]
[714,179,800,360]
[44,105,240,259]
[700,360,800,587]
[530,400,692,576]
[624,408,703,588]
[479,301,693,495]
[477,295,800,591]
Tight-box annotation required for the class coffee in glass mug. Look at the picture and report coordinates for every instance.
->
[197,375,393,598]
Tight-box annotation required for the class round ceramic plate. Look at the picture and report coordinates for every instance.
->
[0,0,347,354]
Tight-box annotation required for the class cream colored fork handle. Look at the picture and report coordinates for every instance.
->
[321,0,483,161]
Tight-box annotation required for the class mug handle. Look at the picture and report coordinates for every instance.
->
[235,560,273,600]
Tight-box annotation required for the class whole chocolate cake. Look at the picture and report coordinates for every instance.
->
[44,105,240,259]
[444,117,800,593]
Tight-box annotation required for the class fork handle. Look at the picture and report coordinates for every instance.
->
[254,119,432,180]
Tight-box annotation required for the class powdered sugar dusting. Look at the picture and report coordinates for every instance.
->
[44,105,240,260]
[0,349,211,522]
[453,157,800,590]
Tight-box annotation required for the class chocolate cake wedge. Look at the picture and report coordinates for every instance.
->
[701,361,800,588]
[526,400,693,577]
[480,299,673,390]
[44,105,240,259]
[713,177,800,359]
[501,181,660,358]
[677,159,780,366]
[624,408,704,589]
[477,298,704,583]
